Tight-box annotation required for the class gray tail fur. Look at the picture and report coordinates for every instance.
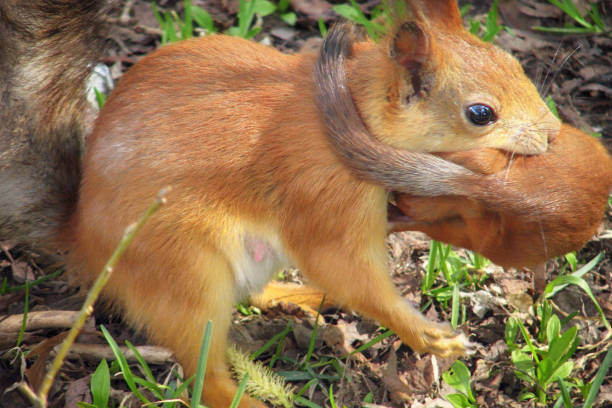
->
[0,0,109,248]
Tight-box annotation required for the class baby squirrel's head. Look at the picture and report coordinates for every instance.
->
[349,0,560,155]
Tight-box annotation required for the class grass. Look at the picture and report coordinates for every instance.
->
[430,248,610,408]
[153,0,296,42]
[534,0,609,36]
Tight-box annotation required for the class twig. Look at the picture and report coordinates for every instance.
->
[0,311,82,333]
[34,187,170,407]
[65,343,174,364]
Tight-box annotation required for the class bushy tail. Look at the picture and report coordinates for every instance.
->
[0,0,109,249]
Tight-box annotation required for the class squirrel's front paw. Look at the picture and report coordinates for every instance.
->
[409,321,476,358]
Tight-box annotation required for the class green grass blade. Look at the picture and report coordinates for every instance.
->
[343,329,393,358]
[16,280,29,347]
[558,378,572,407]
[100,325,151,404]
[294,395,322,408]
[182,0,193,39]
[228,373,248,408]
[318,18,327,36]
[545,274,610,330]
[251,320,293,360]
[191,320,213,408]
[583,345,612,408]
[451,284,460,329]
[543,252,601,297]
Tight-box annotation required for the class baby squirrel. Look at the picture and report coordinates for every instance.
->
[391,124,612,269]
[313,19,612,268]
[1,0,610,407]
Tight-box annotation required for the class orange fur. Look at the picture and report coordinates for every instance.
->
[56,3,607,407]
[63,32,467,407]
[3,1,610,406]
[393,124,612,267]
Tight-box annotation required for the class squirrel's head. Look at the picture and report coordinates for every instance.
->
[349,0,560,155]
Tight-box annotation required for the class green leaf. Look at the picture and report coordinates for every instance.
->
[545,314,561,344]
[564,252,577,271]
[247,27,262,39]
[152,3,165,27]
[94,88,106,109]
[446,393,471,408]
[547,0,592,28]
[537,358,555,385]
[519,391,536,401]
[332,4,361,22]
[329,384,337,408]
[482,0,502,42]
[280,12,297,26]
[442,361,474,401]
[164,12,178,42]
[90,359,110,408]
[469,20,481,36]
[548,360,574,383]
[547,326,577,365]
[459,4,471,17]
[545,95,559,118]
[505,317,519,347]
[192,5,216,32]
[587,4,605,31]
[277,0,291,12]
[511,349,535,378]
[253,0,276,17]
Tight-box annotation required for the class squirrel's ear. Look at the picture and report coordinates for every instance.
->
[391,21,429,68]
[390,22,434,99]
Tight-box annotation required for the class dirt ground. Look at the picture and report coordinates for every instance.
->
[1,1,611,407]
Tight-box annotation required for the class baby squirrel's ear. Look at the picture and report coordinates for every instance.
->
[390,21,434,100]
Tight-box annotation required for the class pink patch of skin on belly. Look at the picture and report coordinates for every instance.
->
[246,236,270,263]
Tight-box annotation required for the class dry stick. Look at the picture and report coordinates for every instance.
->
[18,187,170,408]
[67,343,174,364]
[0,311,82,332]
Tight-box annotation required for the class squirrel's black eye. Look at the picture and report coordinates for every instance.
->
[466,104,496,126]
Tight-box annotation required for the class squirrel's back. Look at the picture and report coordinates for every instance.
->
[0,0,108,249]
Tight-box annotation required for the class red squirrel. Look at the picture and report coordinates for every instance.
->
[1,1,610,407]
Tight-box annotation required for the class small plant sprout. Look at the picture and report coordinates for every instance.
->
[442,360,478,408]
